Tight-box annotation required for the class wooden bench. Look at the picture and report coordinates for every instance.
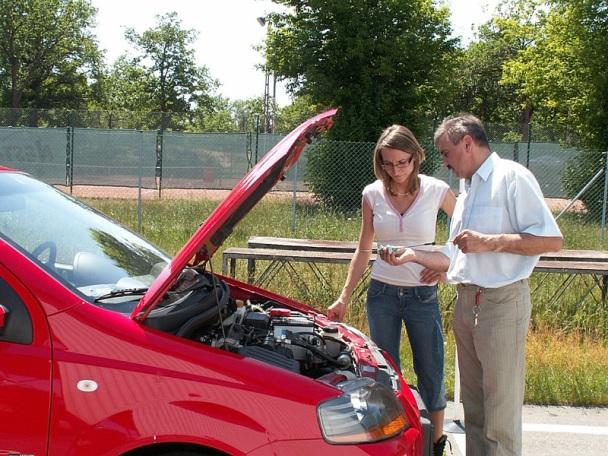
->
[222,236,608,305]
[247,236,377,253]
[222,247,376,298]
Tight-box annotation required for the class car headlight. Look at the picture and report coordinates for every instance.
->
[317,377,409,444]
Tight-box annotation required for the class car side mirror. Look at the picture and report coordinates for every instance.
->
[0,304,9,329]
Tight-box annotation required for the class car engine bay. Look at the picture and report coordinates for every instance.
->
[139,267,398,388]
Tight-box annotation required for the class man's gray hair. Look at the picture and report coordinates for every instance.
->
[434,113,490,148]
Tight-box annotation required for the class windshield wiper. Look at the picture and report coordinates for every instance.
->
[94,287,149,303]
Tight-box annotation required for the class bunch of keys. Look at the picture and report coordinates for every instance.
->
[472,288,482,327]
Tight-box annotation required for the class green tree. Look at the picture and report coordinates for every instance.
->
[500,0,608,215]
[0,0,101,109]
[265,0,456,140]
[100,56,156,112]
[452,3,541,127]
[264,0,455,210]
[231,97,265,132]
[123,12,218,127]
[189,96,239,132]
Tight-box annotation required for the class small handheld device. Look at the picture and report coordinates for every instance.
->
[378,244,406,255]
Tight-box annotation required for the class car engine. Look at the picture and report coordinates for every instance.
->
[202,303,355,380]
[144,267,366,383]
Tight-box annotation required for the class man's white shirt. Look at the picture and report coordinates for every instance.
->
[443,152,562,288]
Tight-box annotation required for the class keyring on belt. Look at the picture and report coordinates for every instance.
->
[473,288,482,327]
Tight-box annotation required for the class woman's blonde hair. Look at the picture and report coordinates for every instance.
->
[373,124,425,195]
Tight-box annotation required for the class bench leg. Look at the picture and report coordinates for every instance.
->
[247,259,256,284]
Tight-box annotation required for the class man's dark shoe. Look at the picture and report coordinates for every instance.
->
[433,434,449,456]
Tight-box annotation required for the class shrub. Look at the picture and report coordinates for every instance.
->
[305,137,442,213]
[305,140,375,213]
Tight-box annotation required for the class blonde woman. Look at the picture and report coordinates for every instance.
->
[327,124,456,454]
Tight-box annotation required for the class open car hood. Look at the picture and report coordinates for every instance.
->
[131,108,337,321]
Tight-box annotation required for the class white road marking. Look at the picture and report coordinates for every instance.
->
[523,423,608,435]
[448,422,608,455]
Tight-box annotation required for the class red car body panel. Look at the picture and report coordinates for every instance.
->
[0,244,422,455]
[0,110,427,456]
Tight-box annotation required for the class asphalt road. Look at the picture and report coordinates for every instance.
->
[444,401,608,455]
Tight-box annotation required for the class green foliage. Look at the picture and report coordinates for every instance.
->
[98,56,157,114]
[305,140,375,212]
[230,97,265,132]
[0,0,101,109]
[450,0,608,207]
[446,5,539,125]
[266,0,457,141]
[188,96,240,133]
[115,12,218,127]
[501,0,608,151]
[304,131,441,213]
[265,1,451,210]
[507,0,608,206]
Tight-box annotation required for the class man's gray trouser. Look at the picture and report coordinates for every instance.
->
[454,280,531,456]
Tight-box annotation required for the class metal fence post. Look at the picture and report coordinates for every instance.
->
[137,130,144,233]
[155,129,163,198]
[526,123,532,169]
[601,151,608,244]
[65,127,71,189]
[65,126,74,193]
[443,174,466,435]
[255,115,260,164]
[291,160,299,234]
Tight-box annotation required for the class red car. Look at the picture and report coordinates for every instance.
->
[0,109,432,455]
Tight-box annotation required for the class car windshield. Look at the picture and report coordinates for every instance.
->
[0,172,170,301]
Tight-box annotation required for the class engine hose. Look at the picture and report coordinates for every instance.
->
[288,338,345,367]
[175,284,229,338]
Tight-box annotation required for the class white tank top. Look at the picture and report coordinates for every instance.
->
[363,175,449,286]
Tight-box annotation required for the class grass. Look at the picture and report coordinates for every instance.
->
[87,196,608,406]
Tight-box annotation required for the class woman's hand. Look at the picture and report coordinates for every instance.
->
[327,299,347,321]
[379,247,414,266]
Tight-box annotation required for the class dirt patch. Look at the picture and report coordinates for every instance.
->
[55,185,585,213]
[545,197,587,213]
[55,185,315,203]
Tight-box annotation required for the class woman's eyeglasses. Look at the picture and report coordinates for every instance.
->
[381,157,413,169]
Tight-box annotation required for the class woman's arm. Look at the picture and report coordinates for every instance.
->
[382,247,450,271]
[441,188,456,217]
[327,197,374,321]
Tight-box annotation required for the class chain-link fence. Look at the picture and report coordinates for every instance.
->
[1,111,607,246]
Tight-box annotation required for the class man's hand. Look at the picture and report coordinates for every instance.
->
[420,268,446,284]
[453,230,564,256]
[327,299,347,321]
[452,229,493,253]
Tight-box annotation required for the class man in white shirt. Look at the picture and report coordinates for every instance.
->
[382,113,563,456]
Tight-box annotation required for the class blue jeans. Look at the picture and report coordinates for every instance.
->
[366,279,447,411]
